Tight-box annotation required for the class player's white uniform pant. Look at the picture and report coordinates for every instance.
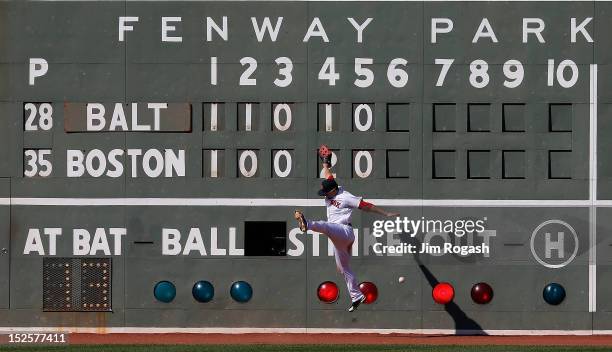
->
[307,220,364,302]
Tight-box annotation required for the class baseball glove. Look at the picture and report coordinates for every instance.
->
[318,144,332,165]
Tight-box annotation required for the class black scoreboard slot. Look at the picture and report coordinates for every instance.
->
[244,221,287,256]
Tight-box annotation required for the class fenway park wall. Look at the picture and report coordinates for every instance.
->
[0,1,611,333]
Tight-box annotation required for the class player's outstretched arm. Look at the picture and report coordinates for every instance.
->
[322,161,334,179]
[318,144,334,179]
[358,200,399,217]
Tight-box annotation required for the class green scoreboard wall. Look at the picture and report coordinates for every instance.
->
[0,1,610,333]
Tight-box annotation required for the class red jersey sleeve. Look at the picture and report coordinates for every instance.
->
[358,200,373,209]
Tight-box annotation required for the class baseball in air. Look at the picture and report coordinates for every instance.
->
[398,276,405,283]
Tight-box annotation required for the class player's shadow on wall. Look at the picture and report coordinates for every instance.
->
[403,236,487,335]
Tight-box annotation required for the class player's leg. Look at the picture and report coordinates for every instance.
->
[294,210,337,237]
[294,211,354,245]
[312,221,354,242]
[332,225,365,310]
[333,244,362,299]
[333,241,365,312]
[306,220,336,236]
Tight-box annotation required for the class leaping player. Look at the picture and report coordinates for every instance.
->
[294,145,399,312]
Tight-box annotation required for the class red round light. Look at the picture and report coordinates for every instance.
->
[432,282,455,305]
[358,282,378,304]
[471,282,493,304]
[317,281,339,303]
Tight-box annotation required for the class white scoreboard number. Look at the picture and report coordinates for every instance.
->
[23,103,54,178]
[208,56,582,89]
[224,56,411,88]
[24,103,53,131]
[435,58,578,89]
[24,149,52,177]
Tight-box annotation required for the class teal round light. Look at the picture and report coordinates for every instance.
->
[154,281,176,303]
[192,280,215,303]
[230,281,253,303]
[543,283,566,305]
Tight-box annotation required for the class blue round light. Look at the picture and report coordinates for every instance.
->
[192,280,215,303]
[154,281,176,303]
[543,283,566,305]
[230,281,253,303]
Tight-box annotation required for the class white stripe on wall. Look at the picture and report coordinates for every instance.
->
[1,198,598,207]
[589,64,598,313]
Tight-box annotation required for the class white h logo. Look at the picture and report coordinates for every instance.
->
[545,232,565,259]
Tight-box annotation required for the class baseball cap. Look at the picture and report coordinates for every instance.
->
[318,178,338,196]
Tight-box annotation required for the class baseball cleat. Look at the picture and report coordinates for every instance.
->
[294,210,308,232]
[348,294,366,312]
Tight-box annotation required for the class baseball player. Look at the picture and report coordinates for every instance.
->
[294,146,399,312]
